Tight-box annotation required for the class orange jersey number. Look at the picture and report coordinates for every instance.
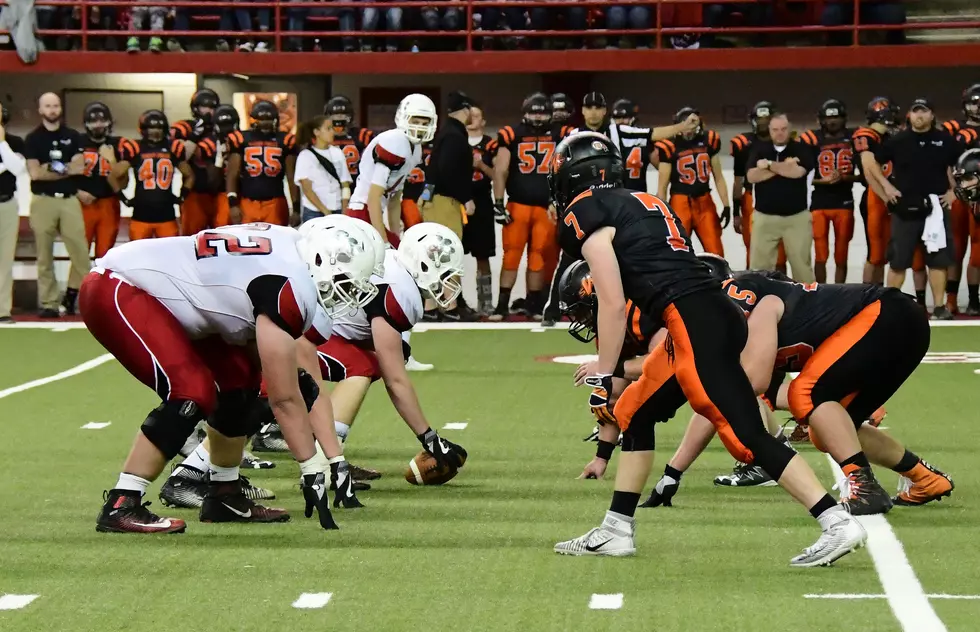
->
[631,191,689,252]
[817,147,853,179]
[137,158,175,191]
[343,145,360,176]
[676,152,711,185]
[83,150,112,178]
[625,146,643,180]
[516,140,555,175]
[243,146,283,178]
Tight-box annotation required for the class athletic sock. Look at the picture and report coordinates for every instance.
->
[181,444,210,472]
[608,490,641,518]
[946,279,959,296]
[209,463,240,483]
[969,284,979,305]
[334,421,351,442]
[892,449,921,474]
[496,287,512,312]
[808,494,838,519]
[915,290,927,306]
[477,274,492,307]
[115,473,151,494]
[839,452,870,476]
[299,447,329,477]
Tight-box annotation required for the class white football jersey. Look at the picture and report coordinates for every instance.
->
[97,223,333,345]
[347,129,421,227]
[331,249,423,342]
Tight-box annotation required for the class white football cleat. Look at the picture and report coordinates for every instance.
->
[405,356,434,371]
[789,509,867,568]
[555,512,636,557]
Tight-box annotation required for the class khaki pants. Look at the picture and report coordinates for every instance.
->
[750,210,815,283]
[0,199,19,318]
[420,194,465,239]
[29,195,92,310]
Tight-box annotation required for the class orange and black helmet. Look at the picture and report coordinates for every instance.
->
[83,102,113,140]
[191,88,220,121]
[953,148,980,204]
[139,109,169,142]
[549,131,623,213]
[558,260,598,343]
[697,253,733,281]
[866,96,899,126]
[250,100,279,134]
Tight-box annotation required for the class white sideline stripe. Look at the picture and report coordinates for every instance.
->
[292,592,332,609]
[530,327,546,333]
[0,594,39,610]
[588,593,623,610]
[0,354,114,400]
[442,422,468,430]
[805,594,980,600]
[825,454,947,632]
[81,422,112,430]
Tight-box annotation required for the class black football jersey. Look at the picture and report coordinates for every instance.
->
[799,128,856,211]
[558,188,716,319]
[78,135,126,200]
[497,123,562,208]
[227,129,297,201]
[655,130,721,198]
[730,131,760,195]
[471,134,496,200]
[723,271,887,372]
[120,138,186,222]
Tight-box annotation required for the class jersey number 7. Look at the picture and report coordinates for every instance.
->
[195,231,273,259]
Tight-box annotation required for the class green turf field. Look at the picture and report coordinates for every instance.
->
[1,325,978,632]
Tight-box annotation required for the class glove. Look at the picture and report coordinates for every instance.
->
[418,428,468,469]
[188,116,209,143]
[178,187,190,204]
[297,368,320,412]
[493,200,512,226]
[300,472,339,530]
[330,460,364,509]
[584,374,616,425]
[732,198,742,218]
[639,473,680,508]
[720,205,731,229]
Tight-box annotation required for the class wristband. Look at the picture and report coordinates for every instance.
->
[596,439,615,461]
[227,192,240,207]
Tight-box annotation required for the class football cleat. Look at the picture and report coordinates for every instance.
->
[331,461,364,509]
[787,421,810,443]
[405,357,434,372]
[966,302,980,317]
[836,466,893,516]
[555,513,635,557]
[251,423,289,453]
[159,464,209,508]
[97,490,186,534]
[789,509,866,567]
[301,472,339,530]
[348,463,382,481]
[178,423,207,458]
[866,407,886,428]
[199,479,290,523]
[713,462,777,487]
[241,450,275,469]
[894,461,954,506]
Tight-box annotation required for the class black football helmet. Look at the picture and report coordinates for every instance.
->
[213,104,240,138]
[1,103,10,126]
[549,131,624,213]
[818,99,847,134]
[963,84,980,124]
[83,102,113,141]
[190,88,219,122]
[697,253,734,281]
[611,98,638,126]
[749,101,775,134]
[953,148,980,203]
[139,109,168,144]
[324,95,354,134]
[558,260,597,343]
[551,93,574,124]
[522,92,552,130]
[674,106,702,138]
[866,96,899,127]
[250,100,279,134]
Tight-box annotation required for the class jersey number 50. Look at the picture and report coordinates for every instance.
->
[676,153,711,185]
[244,146,283,177]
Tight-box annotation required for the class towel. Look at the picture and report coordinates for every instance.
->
[0,0,40,64]
[921,194,947,253]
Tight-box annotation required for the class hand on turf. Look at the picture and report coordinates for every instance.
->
[578,456,608,480]
[640,473,680,508]
[419,429,467,469]
[301,472,339,530]
[584,373,616,425]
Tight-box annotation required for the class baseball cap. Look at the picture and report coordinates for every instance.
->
[447,91,475,113]
[909,98,933,113]
[583,92,607,108]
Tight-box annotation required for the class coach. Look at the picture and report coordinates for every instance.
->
[24,92,92,318]
[746,112,816,283]
[421,90,476,239]
[0,106,27,324]
[880,98,960,320]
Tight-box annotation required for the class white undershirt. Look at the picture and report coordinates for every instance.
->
[294,146,351,212]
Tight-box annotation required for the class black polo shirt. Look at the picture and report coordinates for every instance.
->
[427,117,472,205]
[0,135,26,200]
[23,124,83,197]
[882,127,959,203]
[746,139,814,216]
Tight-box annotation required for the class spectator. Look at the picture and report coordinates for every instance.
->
[294,115,352,223]
[127,4,168,53]
[0,105,27,324]
[23,93,92,318]
[464,105,497,316]
[286,0,357,52]
[478,7,526,50]
[746,112,816,282]
[822,1,906,46]
[419,3,463,51]
[881,99,959,319]
[361,2,404,51]
[217,2,272,52]
[605,2,652,49]
[35,2,72,51]
[529,3,586,50]
[702,3,772,47]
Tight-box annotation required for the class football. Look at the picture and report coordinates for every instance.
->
[405,451,460,486]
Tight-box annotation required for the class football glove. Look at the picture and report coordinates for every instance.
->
[297,368,320,412]
[188,116,209,143]
[584,374,616,425]
[640,473,680,508]
[330,460,364,509]
[493,200,512,225]
[720,205,731,229]
[418,428,467,469]
[301,472,339,530]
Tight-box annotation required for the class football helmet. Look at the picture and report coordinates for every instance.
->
[674,106,701,138]
[139,109,169,144]
[396,222,464,308]
[558,260,597,343]
[324,95,354,134]
[963,84,980,124]
[214,104,240,137]
[549,131,624,213]
[749,101,775,134]
[250,100,279,135]
[551,93,574,124]
[612,98,638,126]
[395,94,438,144]
[818,99,847,134]
[953,148,980,203]
[522,92,552,130]
[83,101,113,141]
[299,215,386,277]
[297,221,379,313]
[697,253,734,281]
[866,96,900,128]
[190,88,220,122]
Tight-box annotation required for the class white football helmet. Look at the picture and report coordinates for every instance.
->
[395,94,438,144]
[297,222,379,314]
[396,222,464,308]
[298,215,385,277]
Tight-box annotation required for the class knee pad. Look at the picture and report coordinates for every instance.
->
[621,419,656,452]
[298,368,320,412]
[208,389,260,438]
[502,246,523,271]
[243,397,275,438]
[527,247,545,273]
[141,400,206,460]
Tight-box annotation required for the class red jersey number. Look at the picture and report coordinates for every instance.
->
[195,230,273,259]
[343,145,360,176]
[818,147,853,179]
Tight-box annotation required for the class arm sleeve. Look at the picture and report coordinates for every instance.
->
[246,275,309,339]
[227,131,245,155]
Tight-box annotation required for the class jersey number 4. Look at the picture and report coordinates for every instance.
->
[138,158,174,191]
[195,228,273,259]
[243,146,283,177]
[517,141,555,175]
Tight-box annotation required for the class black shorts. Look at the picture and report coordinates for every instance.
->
[888,209,954,269]
[463,197,496,259]
[787,288,929,426]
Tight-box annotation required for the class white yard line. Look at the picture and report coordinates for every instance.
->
[0,594,39,610]
[0,354,114,400]
[825,455,947,632]
[292,593,332,609]
[588,594,623,610]
[805,594,980,600]
[442,422,468,430]
[80,422,112,430]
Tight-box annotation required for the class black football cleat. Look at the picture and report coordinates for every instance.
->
[199,479,290,523]
[331,461,364,509]
[159,464,209,508]
[841,466,893,516]
[97,489,186,534]
[251,423,289,453]
[302,472,339,530]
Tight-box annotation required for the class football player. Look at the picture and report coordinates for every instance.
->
[77,102,126,260]
[943,85,980,314]
[400,142,430,234]
[172,89,223,235]
[800,99,857,284]
[82,220,380,533]
[466,105,498,316]
[952,148,980,314]
[611,98,639,127]
[227,100,298,226]
[550,132,866,566]
[325,95,375,185]
[655,107,730,256]
[109,110,193,240]
[550,93,574,126]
